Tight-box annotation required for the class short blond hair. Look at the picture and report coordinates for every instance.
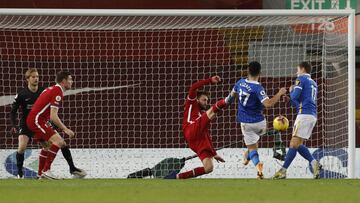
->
[25,68,38,79]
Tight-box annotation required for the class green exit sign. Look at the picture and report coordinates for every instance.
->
[286,0,357,9]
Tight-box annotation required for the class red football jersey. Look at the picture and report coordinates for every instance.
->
[28,84,64,123]
[182,96,202,130]
[182,78,212,130]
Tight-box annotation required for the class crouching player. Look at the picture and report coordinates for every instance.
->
[165,76,227,179]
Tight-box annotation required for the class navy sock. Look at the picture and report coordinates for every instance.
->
[283,148,297,169]
[16,152,24,176]
[297,145,314,163]
[61,146,76,171]
[249,150,260,166]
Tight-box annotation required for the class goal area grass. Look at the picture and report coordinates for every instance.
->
[0,179,359,203]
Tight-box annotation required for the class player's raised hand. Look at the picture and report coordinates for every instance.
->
[10,127,17,135]
[282,95,290,103]
[211,75,221,84]
[289,85,295,92]
[64,128,75,138]
[214,155,225,163]
[278,87,287,95]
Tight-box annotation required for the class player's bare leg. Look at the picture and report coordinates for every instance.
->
[242,150,250,166]
[202,157,214,174]
[246,143,264,179]
[41,133,65,180]
[16,135,29,178]
[17,135,29,154]
[289,136,303,148]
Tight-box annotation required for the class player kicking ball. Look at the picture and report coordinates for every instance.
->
[165,76,227,179]
[27,71,84,179]
[226,61,287,179]
[10,68,85,179]
[272,62,321,179]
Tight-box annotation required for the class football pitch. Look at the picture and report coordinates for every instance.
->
[1,179,360,203]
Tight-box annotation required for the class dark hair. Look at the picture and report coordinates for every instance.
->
[248,61,261,76]
[56,71,71,83]
[299,62,311,73]
[197,91,210,99]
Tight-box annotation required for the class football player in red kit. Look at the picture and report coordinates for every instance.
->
[165,75,227,179]
[27,71,75,179]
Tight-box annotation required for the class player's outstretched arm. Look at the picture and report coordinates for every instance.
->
[188,75,221,99]
[50,107,74,137]
[263,87,287,108]
[225,90,237,105]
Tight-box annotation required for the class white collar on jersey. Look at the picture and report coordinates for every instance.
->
[55,84,65,93]
[245,79,260,85]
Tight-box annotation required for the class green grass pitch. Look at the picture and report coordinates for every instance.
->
[0,179,359,203]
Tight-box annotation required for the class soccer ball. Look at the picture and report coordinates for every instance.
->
[273,115,289,131]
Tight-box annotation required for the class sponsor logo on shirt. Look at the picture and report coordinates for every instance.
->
[55,96,61,102]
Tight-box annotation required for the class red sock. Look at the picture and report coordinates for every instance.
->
[38,149,48,176]
[43,144,60,172]
[211,99,226,113]
[178,167,206,179]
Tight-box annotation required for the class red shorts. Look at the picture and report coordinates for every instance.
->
[183,113,216,160]
[26,116,57,142]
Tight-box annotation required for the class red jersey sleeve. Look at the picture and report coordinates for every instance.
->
[187,78,212,100]
[50,87,63,109]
